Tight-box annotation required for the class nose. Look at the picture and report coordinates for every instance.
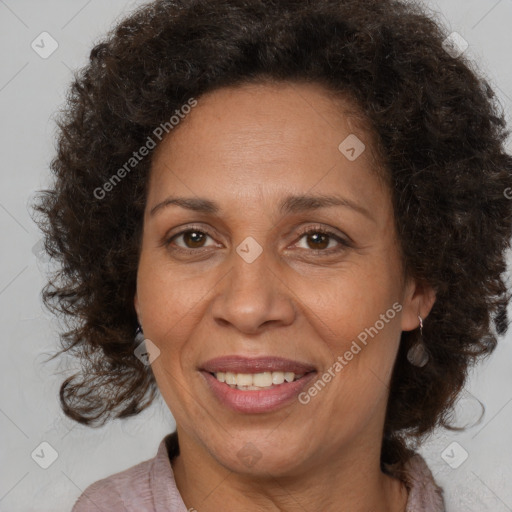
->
[210,245,296,334]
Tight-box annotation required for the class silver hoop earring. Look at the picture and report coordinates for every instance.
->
[135,324,145,345]
[407,315,429,367]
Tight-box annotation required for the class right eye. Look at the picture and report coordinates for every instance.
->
[164,226,220,254]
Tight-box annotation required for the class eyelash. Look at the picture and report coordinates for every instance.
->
[163,224,352,256]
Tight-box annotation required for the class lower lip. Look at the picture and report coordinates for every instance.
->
[201,371,317,413]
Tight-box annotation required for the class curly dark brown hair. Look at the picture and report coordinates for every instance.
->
[31,0,512,468]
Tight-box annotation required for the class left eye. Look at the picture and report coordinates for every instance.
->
[294,229,347,252]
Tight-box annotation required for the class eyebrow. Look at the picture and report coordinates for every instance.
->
[149,193,374,221]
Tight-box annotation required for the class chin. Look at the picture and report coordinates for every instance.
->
[207,434,310,477]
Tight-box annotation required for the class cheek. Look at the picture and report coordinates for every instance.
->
[137,255,208,418]
[295,260,402,404]
[311,294,402,391]
[300,294,402,441]
[296,261,402,348]
[136,251,212,345]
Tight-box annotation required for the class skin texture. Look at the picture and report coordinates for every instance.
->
[134,82,436,512]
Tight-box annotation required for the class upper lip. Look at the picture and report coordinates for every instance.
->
[200,356,317,374]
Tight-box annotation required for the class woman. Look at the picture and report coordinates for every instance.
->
[32,0,512,510]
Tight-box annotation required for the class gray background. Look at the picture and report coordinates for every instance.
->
[0,1,511,510]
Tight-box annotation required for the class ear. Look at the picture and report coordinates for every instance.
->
[400,277,436,332]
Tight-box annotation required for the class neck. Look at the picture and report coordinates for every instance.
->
[170,427,408,512]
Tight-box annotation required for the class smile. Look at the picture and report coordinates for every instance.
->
[201,370,316,413]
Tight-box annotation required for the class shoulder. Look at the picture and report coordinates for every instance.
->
[71,432,182,512]
[386,453,446,512]
[71,456,155,512]
[403,454,446,512]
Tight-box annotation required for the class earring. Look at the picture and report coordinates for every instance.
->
[407,315,429,367]
[135,324,145,345]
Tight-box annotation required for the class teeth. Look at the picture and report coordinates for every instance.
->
[253,371,272,387]
[225,372,237,385]
[237,373,254,386]
[213,371,305,388]
[284,372,295,383]
[272,372,285,385]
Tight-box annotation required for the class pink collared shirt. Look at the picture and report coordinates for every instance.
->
[71,431,445,511]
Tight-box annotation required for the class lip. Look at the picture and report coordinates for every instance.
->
[201,370,317,413]
[200,355,317,374]
[199,355,317,414]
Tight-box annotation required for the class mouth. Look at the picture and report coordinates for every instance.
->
[199,356,317,413]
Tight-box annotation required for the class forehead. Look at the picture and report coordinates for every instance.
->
[147,81,389,217]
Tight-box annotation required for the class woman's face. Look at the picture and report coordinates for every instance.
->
[135,81,433,475]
